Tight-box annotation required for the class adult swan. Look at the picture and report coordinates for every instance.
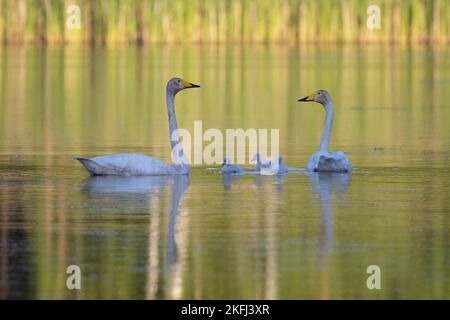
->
[298,90,352,173]
[75,77,200,176]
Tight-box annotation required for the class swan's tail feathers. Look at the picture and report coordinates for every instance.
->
[74,157,118,176]
[74,157,99,175]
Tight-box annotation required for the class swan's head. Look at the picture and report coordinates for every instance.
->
[251,152,261,162]
[167,77,200,94]
[298,89,331,106]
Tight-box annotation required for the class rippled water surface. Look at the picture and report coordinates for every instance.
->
[0,46,449,299]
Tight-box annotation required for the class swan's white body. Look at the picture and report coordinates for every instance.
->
[306,151,351,173]
[221,157,243,175]
[298,90,352,173]
[260,160,279,175]
[75,154,189,176]
[75,78,199,176]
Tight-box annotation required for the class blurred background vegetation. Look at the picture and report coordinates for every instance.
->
[0,0,448,46]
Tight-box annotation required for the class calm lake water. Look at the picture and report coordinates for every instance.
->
[0,46,449,299]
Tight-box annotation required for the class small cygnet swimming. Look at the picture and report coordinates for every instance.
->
[252,153,288,175]
[252,152,272,172]
[221,157,244,175]
[277,157,288,174]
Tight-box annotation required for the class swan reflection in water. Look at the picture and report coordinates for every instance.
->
[83,175,171,195]
[308,172,350,254]
[223,172,286,193]
[82,174,190,298]
[82,175,174,214]
[222,174,242,190]
[307,172,351,299]
[165,175,189,270]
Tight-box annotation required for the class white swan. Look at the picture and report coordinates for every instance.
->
[75,77,200,176]
[221,157,243,175]
[298,90,352,173]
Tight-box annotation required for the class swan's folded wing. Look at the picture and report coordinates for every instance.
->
[75,154,172,175]
[74,157,127,175]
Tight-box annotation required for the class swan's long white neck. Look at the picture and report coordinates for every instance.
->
[319,101,334,153]
[167,89,188,164]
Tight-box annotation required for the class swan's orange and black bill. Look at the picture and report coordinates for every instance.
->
[182,80,201,88]
[298,93,315,102]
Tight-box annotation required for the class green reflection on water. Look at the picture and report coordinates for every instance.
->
[0,46,449,299]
